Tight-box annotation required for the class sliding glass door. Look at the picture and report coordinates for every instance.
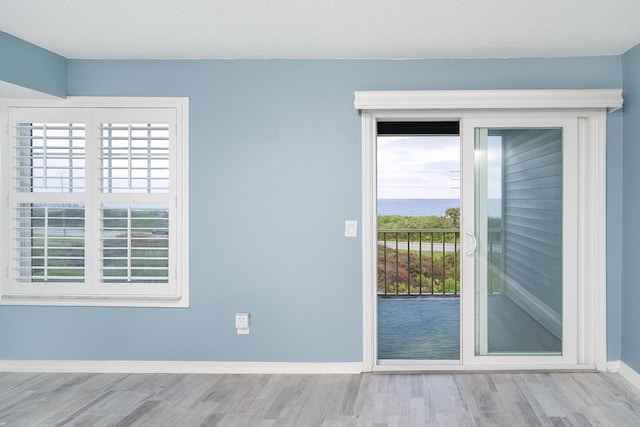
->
[461,118,578,366]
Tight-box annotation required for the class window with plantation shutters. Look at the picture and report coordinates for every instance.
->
[1,99,189,307]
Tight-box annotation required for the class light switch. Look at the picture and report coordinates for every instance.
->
[345,220,358,237]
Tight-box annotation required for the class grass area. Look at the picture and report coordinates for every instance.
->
[378,215,455,230]
[378,215,458,243]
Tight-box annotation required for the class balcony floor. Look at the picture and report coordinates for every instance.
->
[377,295,560,360]
[378,296,460,360]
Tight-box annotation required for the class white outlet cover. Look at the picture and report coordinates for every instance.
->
[235,313,250,331]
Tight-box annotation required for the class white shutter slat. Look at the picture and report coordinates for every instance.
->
[14,203,85,283]
[101,204,169,284]
[14,123,86,193]
[100,123,170,194]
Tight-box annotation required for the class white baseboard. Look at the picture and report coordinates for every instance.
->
[0,360,364,375]
[4,360,624,377]
[608,360,640,390]
[607,360,621,372]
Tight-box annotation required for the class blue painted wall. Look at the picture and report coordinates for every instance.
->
[622,44,640,371]
[0,53,626,362]
[0,32,67,97]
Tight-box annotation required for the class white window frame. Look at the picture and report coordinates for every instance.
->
[355,89,622,372]
[0,97,190,307]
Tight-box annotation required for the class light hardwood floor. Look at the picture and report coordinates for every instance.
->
[1,371,640,426]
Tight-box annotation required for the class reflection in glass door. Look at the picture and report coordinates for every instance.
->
[473,126,569,356]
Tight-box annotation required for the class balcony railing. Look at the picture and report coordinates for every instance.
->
[378,228,503,296]
[378,228,460,296]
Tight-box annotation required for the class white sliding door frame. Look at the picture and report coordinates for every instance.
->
[461,115,578,367]
[356,90,621,372]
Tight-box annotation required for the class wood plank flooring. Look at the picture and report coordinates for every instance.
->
[1,371,640,426]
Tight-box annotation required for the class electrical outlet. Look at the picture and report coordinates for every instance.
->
[235,313,250,334]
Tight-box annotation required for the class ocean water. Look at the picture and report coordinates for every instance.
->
[377,198,459,217]
[377,198,501,217]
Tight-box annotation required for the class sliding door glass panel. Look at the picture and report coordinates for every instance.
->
[475,128,563,355]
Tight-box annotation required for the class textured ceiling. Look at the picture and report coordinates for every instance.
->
[1,0,640,59]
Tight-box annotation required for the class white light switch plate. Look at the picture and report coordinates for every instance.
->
[345,220,358,237]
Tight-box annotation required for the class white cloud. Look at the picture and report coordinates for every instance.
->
[377,136,460,199]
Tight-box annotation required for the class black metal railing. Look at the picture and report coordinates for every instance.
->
[377,228,503,296]
[378,228,460,296]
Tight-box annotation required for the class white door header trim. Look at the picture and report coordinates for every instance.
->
[353,89,623,112]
